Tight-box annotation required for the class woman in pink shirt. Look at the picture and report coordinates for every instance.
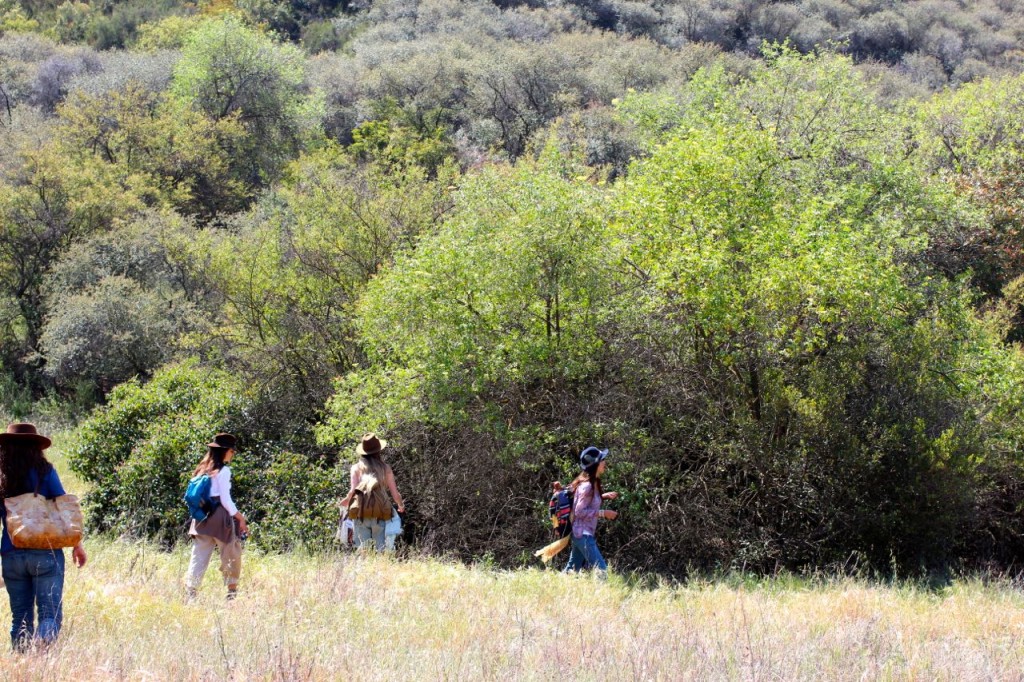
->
[563,446,618,575]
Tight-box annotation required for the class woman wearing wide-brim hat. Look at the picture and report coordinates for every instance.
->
[184,433,248,600]
[0,422,87,649]
[340,433,405,551]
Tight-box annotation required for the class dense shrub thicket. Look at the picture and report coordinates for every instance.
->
[3,3,1024,574]
[6,0,1024,83]
[316,53,1024,573]
[70,360,345,548]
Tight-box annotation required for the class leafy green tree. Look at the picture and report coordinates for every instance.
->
[132,14,203,51]
[604,50,1015,571]
[39,212,205,392]
[38,275,189,390]
[0,4,40,34]
[57,83,250,219]
[180,144,456,425]
[351,144,612,404]
[169,14,324,188]
[82,0,188,50]
[346,98,455,174]
[0,140,145,376]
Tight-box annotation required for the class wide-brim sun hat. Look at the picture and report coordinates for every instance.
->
[207,432,238,450]
[0,423,52,449]
[356,433,387,456]
[580,446,608,469]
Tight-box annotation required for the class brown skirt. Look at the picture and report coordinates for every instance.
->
[189,504,237,545]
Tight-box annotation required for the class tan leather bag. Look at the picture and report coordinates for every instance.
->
[347,474,393,522]
[4,493,83,549]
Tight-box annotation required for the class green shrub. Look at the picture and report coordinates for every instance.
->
[241,450,346,550]
[70,359,352,550]
[70,360,250,545]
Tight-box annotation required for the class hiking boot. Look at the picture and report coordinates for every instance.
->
[184,586,198,602]
[226,587,238,601]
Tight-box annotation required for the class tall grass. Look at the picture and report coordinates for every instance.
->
[0,540,1018,680]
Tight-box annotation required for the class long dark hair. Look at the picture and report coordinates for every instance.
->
[0,442,54,497]
[193,446,229,476]
[569,462,603,501]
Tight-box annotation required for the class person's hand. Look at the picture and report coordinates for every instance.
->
[72,543,87,568]
[601,510,618,521]
[602,491,619,501]
[237,518,249,535]
[397,506,406,515]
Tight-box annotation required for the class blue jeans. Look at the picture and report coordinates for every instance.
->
[354,518,386,551]
[563,534,607,573]
[2,549,65,648]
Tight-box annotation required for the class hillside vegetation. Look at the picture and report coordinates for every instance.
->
[2,1,1024,576]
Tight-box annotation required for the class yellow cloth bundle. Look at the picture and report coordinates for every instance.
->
[534,536,570,563]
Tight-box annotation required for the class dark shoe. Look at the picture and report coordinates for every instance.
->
[226,587,238,601]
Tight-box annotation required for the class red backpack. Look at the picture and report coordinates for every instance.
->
[548,485,573,539]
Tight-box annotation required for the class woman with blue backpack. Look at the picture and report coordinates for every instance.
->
[184,433,248,600]
[563,446,618,576]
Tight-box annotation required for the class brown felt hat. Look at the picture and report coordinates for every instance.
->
[356,433,387,456]
[207,433,238,450]
[0,423,52,449]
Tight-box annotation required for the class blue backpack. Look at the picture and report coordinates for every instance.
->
[183,473,218,522]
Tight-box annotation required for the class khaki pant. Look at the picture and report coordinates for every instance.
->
[185,534,242,589]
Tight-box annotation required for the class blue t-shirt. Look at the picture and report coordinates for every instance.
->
[0,467,66,554]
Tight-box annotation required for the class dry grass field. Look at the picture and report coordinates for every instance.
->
[0,432,1017,680]
[0,541,1018,680]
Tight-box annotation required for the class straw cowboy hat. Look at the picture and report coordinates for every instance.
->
[0,423,52,449]
[356,433,387,456]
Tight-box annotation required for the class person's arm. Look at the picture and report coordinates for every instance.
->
[218,468,248,534]
[72,543,87,567]
[386,468,405,513]
[340,466,360,508]
[44,467,66,497]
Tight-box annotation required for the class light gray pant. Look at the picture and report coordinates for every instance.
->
[185,535,242,589]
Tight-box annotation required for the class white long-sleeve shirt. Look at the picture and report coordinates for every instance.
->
[210,465,238,516]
